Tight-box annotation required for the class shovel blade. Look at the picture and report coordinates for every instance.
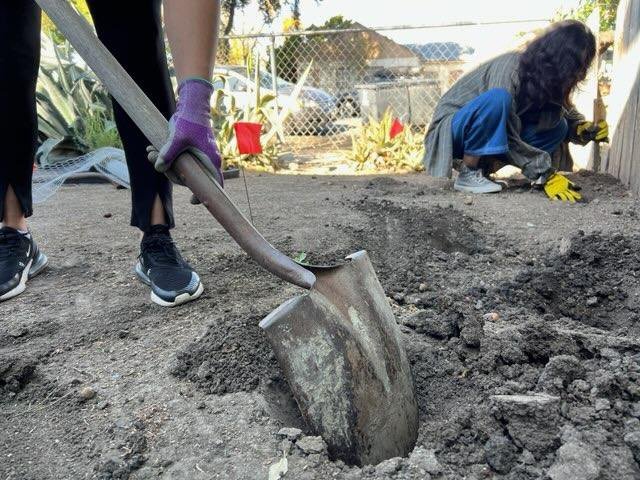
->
[260,251,418,466]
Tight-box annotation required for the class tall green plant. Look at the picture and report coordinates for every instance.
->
[349,110,425,172]
[211,80,280,171]
[212,62,312,171]
[36,36,121,163]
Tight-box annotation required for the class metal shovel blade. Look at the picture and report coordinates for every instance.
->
[260,251,418,466]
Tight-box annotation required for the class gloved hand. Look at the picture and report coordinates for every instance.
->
[576,120,609,143]
[147,78,223,187]
[544,173,582,202]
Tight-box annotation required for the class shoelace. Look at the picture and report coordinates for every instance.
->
[0,231,23,262]
[470,168,490,183]
[140,235,182,266]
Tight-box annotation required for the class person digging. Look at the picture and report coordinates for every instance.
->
[0,0,222,306]
[423,20,608,201]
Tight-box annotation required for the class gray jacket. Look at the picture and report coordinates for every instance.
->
[423,52,586,180]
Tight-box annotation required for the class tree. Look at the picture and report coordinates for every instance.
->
[222,0,320,35]
[560,0,621,31]
[273,16,371,84]
[309,15,355,31]
[220,0,320,62]
[222,0,251,36]
[42,0,92,43]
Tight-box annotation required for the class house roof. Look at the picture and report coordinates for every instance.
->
[304,22,419,62]
[348,22,420,61]
[405,42,475,62]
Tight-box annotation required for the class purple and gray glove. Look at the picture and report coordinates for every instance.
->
[147,78,223,187]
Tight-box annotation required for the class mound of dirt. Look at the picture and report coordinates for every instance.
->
[169,313,280,395]
[0,356,37,395]
[297,201,488,298]
[399,232,640,479]
[167,197,640,478]
[488,232,640,335]
[359,200,485,255]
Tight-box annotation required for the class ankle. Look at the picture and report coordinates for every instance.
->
[1,220,28,231]
[143,224,171,239]
[462,155,480,169]
[458,163,476,173]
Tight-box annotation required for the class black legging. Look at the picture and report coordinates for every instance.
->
[0,0,175,231]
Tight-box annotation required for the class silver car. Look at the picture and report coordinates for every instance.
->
[213,66,335,134]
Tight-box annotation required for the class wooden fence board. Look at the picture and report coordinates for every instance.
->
[606,0,640,193]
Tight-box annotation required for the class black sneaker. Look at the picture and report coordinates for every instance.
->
[0,227,48,302]
[135,225,203,307]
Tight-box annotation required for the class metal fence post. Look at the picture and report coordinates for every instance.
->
[270,34,279,113]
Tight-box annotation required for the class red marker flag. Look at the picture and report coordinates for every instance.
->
[234,122,263,155]
[390,118,404,139]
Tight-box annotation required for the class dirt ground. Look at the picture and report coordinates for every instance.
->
[2,170,640,480]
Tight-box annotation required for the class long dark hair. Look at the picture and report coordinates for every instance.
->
[517,20,596,110]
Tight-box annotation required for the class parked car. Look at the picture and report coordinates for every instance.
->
[335,69,399,118]
[212,66,336,134]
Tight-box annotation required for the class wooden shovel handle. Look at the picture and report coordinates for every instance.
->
[36,0,315,290]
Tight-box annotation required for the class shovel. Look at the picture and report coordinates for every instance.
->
[37,0,418,465]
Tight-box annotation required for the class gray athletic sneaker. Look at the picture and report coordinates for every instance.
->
[454,165,503,194]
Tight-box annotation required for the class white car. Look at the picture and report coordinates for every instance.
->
[212,66,336,134]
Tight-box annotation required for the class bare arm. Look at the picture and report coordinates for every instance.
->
[163,0,220,81]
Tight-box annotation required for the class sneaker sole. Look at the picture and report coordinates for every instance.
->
[454,183,503,194]
[0,254,48,303]
[134,262,204,308]
[151,283,204,307]
[29,253,49,279]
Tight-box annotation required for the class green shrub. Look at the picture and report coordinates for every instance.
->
[84,111,122,150]
[349,110,425,172]
[212,62,312,171]
[211,76,282,171]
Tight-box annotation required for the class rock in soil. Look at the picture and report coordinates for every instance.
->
[407,447,443,476]
[484,434,517,473]
[547,442,600,480]
[78,386,96,401]
[491,394,561,457]
[374,457,402,476]
[295,436,327,455]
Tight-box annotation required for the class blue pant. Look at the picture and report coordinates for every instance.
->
[452,88,568,159]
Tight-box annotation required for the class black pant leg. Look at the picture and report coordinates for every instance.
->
[86,0,175,231]
[0,0,41,221]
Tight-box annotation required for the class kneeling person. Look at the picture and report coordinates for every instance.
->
[423,20,608,201]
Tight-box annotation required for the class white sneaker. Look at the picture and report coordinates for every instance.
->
[454,165,503,194]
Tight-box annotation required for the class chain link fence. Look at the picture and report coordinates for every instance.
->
[214,20,548,169]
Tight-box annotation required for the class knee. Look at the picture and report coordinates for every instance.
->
[471,88,512,125]
[485,88,512,111]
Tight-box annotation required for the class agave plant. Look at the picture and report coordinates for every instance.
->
[349,109,425,172]
[211,60,312,171]
[36,35,121,165]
